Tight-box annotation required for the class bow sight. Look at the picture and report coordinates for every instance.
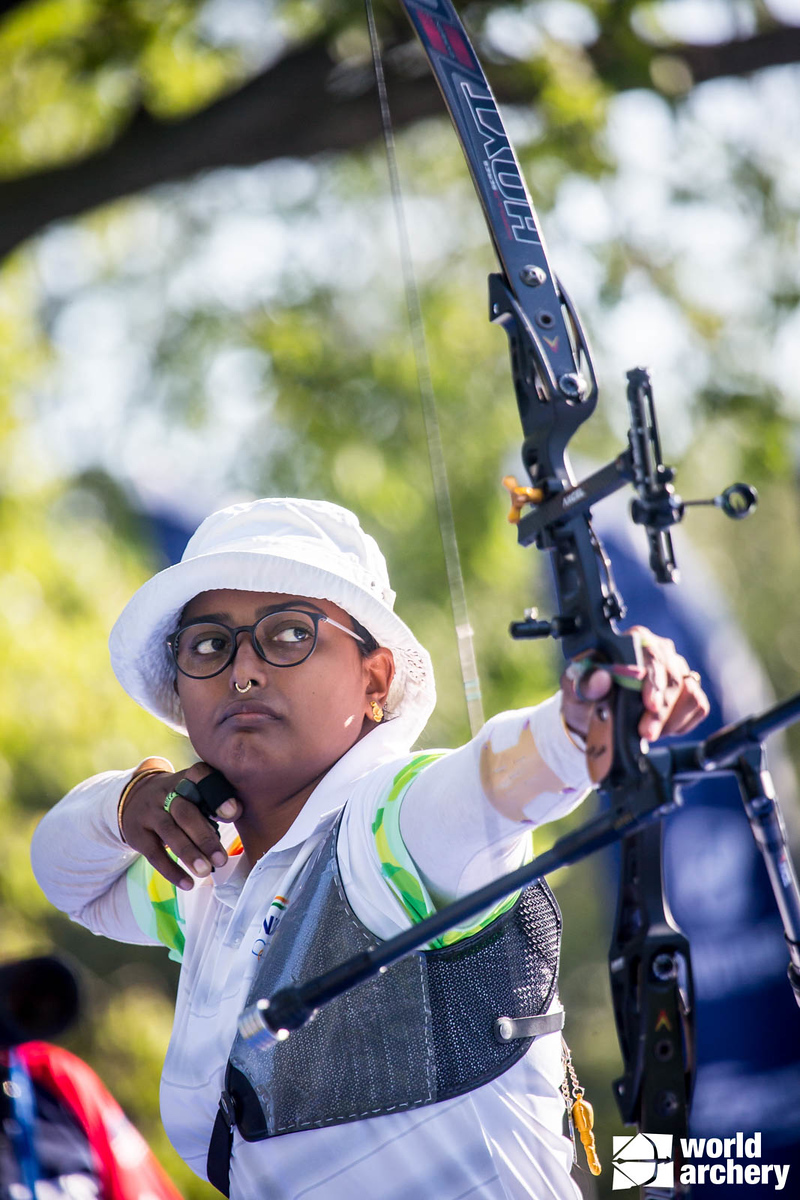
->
[502,363,758,619]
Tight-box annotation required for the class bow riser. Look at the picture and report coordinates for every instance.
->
[489,274,596,484]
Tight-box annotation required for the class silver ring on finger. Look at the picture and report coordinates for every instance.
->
[564,657,596,703]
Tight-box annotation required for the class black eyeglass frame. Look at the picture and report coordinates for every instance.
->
[167,608,365,680]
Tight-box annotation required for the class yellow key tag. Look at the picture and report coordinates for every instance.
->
[571,1096,602,1176]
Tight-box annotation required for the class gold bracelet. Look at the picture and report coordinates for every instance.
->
[560,711,587,753]
[117,761,173,842]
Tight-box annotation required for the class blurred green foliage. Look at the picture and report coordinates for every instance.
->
[0,0,248,176]
[0,261,198,1188]
[0,2,798,1198]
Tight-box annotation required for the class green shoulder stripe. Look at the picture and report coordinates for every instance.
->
[373,752,533,949]
[126,856,186,963]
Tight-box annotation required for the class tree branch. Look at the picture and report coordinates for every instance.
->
[591,22,800,87]
[0,0,31,19]
[681,24,800,82]
[0,22,798,261]
[0,39,447,261]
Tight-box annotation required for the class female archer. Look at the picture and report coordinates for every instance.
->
[31,496,708,1200]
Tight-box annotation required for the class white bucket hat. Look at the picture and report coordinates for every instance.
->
[109,497,436,743]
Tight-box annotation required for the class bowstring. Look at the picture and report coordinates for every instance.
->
[365,3,540,1062]
[365,0,484,738]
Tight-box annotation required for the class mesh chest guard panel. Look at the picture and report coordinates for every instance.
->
[224,815,561,1142]
[426,882,562,1097]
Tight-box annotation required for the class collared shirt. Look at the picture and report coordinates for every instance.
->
[32,696,591,1200]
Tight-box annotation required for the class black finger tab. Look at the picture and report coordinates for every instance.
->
[196,771,237,817]
[174,775,220,832]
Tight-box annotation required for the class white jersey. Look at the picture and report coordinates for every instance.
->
[31,695,591,1200]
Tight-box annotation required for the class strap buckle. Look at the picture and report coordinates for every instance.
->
[218,1089,236,1130]
[494,1008,565,1043]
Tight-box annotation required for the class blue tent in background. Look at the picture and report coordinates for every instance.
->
[589,494,800,1196]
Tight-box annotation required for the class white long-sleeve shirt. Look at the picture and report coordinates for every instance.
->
[31,695,592,1200]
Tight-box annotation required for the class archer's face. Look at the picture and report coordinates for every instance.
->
[175,588,387,804]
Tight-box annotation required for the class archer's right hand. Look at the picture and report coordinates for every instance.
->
[119,760,241,891]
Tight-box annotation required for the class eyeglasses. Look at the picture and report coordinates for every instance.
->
[167,608,365,679]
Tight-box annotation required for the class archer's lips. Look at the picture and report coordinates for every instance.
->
[219,700,283,725]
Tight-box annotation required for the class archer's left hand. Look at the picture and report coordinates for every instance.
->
[560,625,710,744]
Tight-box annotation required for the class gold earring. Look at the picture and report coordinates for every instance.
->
[370,700,384,723]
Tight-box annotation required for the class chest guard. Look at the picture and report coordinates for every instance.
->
[207,815,561,1193]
